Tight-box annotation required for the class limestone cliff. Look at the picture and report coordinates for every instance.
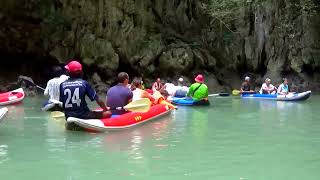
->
[0,0,319,92]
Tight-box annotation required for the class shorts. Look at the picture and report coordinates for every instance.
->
[65,111,104,131]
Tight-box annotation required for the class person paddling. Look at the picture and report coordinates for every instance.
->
[106,72,133,115]
[277,78,289,95]
[42,66,69,111]
[240,76,255,94]
[260,78,277,94]
[60,60,111,130]
[187,74,209,101]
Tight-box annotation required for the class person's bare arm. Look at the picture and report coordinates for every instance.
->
[95,97,108,111]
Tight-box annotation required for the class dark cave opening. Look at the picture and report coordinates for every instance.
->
[0,52,61,88]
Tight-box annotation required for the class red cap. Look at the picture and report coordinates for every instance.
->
[64,60,82,72]
[194,74,204,83]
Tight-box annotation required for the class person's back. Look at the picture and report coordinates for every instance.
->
[60,61,110,124]
[107,72,133,115]
[165,83,176,96]
[60,78,92,118]
[44,66,68,103]
[187,83,208,101]
[187,74,208,101]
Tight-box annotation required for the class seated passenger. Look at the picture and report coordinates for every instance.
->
[240,76,255,94]
[260,78,277,94]
[106,72,133,115]
[277,78,289,95]
[152,78,164,92]
[186,74,208,101]
[43,66,69,111]
[132,78,155,102]
[174,77,189,97]
[60,61,111,130]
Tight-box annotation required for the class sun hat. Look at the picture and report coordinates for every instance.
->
[194,74,204,83]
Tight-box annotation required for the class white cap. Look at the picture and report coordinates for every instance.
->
[265,78,271,82]
[245,76,250,81]
[178,77,183,82]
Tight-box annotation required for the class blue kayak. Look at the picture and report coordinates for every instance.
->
[171,98,210,106]
[241,91,311,101]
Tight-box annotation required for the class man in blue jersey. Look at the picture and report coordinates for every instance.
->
[60,60,111,130]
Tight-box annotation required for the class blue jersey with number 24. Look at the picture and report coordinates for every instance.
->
[60,78,97,118]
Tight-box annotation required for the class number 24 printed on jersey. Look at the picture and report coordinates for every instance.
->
[64,88,82,108]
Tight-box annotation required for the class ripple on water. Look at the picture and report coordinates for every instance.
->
[0,144,9,164]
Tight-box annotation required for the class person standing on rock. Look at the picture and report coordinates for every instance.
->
[60,60,111,130]
[186,74,209,102]
[240,76,255,94]
[42,66,69,111]
[106,72,133,115]
[152,78,164,92]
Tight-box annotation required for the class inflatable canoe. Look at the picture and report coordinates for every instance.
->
[67,104,172,132]
[171,98,210,106]
[0,107,8,122]
[0,88,25,106]
[241,91,311,101]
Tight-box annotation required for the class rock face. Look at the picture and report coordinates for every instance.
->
[0,0,319,92]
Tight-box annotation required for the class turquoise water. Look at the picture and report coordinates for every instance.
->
[0,96,320,180]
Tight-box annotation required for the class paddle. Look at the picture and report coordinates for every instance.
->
[208,92,230,97]
[51,111,65,118]
[232,89,240,96]
[51,98,152,118]
[18,76,45,91]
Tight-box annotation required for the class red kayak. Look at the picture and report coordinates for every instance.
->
[0,88,25,106]
[67,104,172,132]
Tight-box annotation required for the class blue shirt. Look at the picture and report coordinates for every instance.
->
[106,84,133,115]
[60,78,97,118]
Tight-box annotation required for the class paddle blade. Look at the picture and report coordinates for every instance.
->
[51,111,65,118]
[232,89,240,96]
[124,98,152,113]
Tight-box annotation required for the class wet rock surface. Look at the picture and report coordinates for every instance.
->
[0,0,319,93]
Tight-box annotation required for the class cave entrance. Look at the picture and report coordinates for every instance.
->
[0,52,60,87]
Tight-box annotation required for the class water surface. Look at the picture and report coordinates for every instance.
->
[0,96,319,180]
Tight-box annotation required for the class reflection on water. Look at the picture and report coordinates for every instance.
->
[0,144,8,164]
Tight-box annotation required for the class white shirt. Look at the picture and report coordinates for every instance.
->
[132,88,144,101]
[44,75,69,103]
[165,83,176,96]
[260,83,276,94]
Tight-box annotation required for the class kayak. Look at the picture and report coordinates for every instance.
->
[67,104,172,132]
[0,88,25,106]
[241,91,312,101]
[41,100,63,111]
[0,107,8,122]
[171,98,210,106]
